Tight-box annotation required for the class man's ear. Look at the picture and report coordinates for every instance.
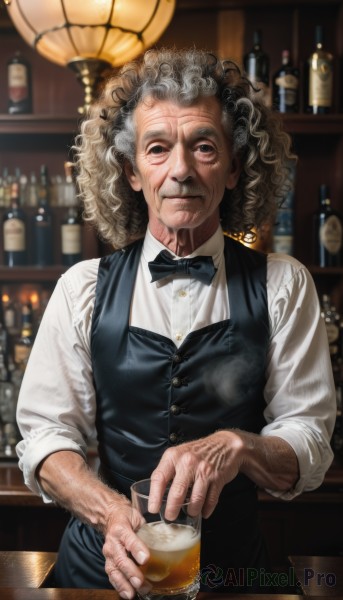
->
[124,160,142,192]
[226,157,241,190]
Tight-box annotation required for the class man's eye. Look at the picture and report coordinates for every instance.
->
[198,144,214,153]
[148,145,165,154]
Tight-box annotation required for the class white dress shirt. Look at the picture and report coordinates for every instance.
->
[16,227,336,502]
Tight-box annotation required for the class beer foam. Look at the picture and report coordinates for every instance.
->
[137,522,199,551]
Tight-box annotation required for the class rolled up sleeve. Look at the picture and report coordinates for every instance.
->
[261,254,336,500]
[16,260,99,503]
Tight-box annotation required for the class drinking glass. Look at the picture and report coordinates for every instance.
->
[131,479,201,600]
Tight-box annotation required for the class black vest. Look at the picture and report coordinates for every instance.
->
[91,235,268,497]
[55,236,270,591]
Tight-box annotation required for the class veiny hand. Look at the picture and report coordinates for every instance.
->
[102,498,152,599]
[148,430,245,520]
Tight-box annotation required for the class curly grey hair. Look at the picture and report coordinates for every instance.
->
[75,47,295,249]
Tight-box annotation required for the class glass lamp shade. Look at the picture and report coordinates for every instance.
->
[5,0,176,111]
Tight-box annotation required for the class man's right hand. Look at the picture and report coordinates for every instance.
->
[102,499,152,598]
[37,451,151,598]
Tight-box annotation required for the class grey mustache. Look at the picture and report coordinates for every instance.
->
[161,186,204,197]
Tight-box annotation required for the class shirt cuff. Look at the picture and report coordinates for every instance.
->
[16,431,87,504]
[260,422,334,500]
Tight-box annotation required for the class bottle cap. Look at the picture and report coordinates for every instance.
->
[319,183,329,201]
[315,25,323,46]
[253,30,262,46]
[282,50,290,63]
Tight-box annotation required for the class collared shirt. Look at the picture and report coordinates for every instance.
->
[16,227,336,502]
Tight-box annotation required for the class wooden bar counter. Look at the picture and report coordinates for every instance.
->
[0,551,57,588]
[1,592,336,600]
[1,550,342,599]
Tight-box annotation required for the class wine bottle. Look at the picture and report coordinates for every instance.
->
[313,184,342,267]
[272,161,296,255]
[14,302,34,367]
[26,172,39,207]
[0,297,9,360]
[243,30,270,105]
[2,181,27,266]
[3,297,19,336]
[63,161,78,207]
[7,51,32,115]
[2,167,12,207]
[306,25,333,114]
[272,50,299,113]
[61,207,82,267]
[321,295,340,358]
[32,165,54,266]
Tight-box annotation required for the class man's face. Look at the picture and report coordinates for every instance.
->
[125,95,240,238]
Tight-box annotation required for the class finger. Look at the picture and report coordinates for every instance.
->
[106,565,152,600]
[201,480,222,518]
[164,454,196,520]
[187,471,209,516]
[126,527,150,567]
[104,537,150,598]
[106,564,135,599]
[148,451,177,513]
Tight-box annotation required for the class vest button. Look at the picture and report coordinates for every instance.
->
[172,353,182,364]
[170,404,181,415]
[171,376,181,388]
[169,432,178,443]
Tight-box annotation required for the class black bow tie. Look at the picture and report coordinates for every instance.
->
[148,250,217,285]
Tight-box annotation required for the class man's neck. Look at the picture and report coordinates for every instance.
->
[148,221,220,257]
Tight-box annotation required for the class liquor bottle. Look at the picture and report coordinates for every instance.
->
[0,173,4,208]
[63,161,78,207]
[313,184,342,267]
[2,167,12,207]
[32,165,54,266]
[0,342,15,427]
[7,51,32,115]
[272,161,296,255]
[61,207,83,267]
[14,302,34,368]
[2,181,27,266]
[321,295,340,364]
[305,25,333,114]
[0,343,10,385]
[3,295,19,337]
[243,30,270,105]
[26,172,39,207]
[0,297,9,360]
[272,50,299,113]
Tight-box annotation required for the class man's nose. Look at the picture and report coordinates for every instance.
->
[169,146,193,182]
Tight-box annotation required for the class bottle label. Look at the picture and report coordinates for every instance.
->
[275,74,299,90]
[62,224,82,254]
[325,322,339,344]
[8,63,28,102]
[273,235,294,255]
[4,306,16,329]
[3,219,26,251]
[319,215,342,254]
[275,74,298,107]
[14,344,31,365]
[309,58,333,107]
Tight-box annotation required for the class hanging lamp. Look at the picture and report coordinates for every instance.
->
[4,0,176,113]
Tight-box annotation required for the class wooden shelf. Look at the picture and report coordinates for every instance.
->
[308,265,343,276]
[0,266,66,282]
[0,114,80,135]
[1,113,343,136]
[177,0,343,7]
[282,114,343,135]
